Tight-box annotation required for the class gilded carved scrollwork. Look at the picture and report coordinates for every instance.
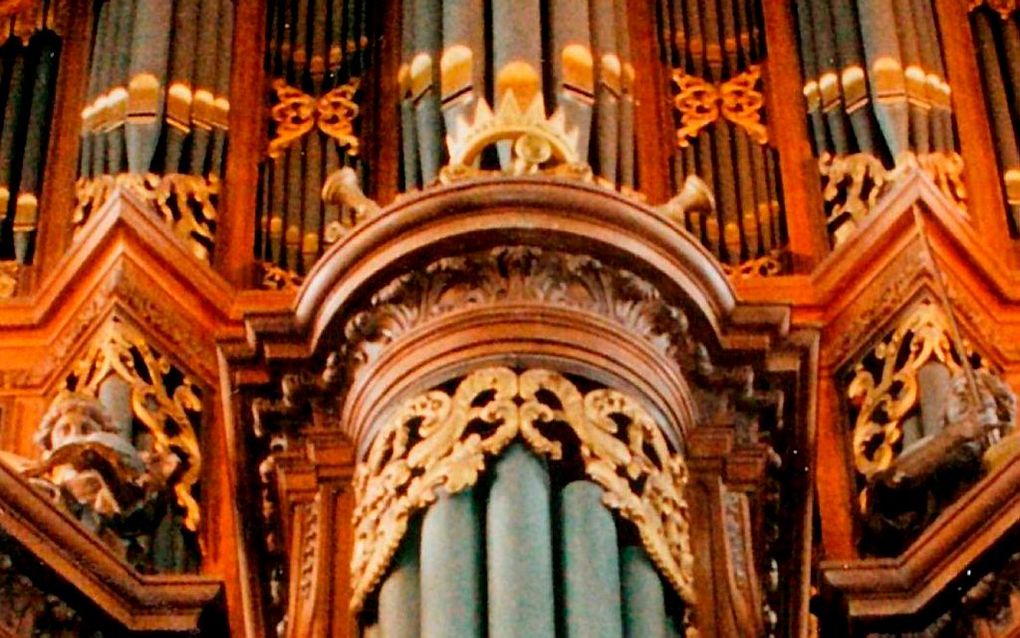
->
[66,317,203,532]
[0,261,19,298]
[267,79,361,159]
[72,173,219,262]
[672,66,768,147]
[351,367,694,613]
[847,301,986,480]
[820,152,967,245]
[259,261,303,292]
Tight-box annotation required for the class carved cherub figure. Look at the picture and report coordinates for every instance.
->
[18,391,199,572]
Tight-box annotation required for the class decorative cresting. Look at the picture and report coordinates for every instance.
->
[969,2,1020,234]
[0,0,62,268]
[351,367,694,613]
[793,0,965,245]
[659,0,788,274]
[398,0,638,193]
[75,0,233,258]
[64,317,203,532]
[72,172,219,261]
[256,0,374,286]
[440,91,593,184]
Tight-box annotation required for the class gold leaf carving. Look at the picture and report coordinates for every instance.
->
[68,317,203,531]
[969,0,1018,18]
[820,152,967,245]
[351,367,694,613]
[73,173,219,262]
[268,79,361,158]
[258,261,303,291]
[847,301,987,480]
[672,66,768,147]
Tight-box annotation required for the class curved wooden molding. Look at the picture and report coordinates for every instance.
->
[0,460,221,631]
[239,177,745,359]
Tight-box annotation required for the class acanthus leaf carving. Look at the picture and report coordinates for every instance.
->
[350,367,696,618]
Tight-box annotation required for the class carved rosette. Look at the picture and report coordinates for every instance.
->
[350,367,694,612]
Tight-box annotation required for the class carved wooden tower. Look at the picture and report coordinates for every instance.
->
[0,1,1017,636]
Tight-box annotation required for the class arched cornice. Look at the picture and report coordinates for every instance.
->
[259,177,741,359]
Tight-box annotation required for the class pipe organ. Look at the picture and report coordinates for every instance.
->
[0,1,1019,637]
[969,1,1020,235]
[256,0,376,285]
[793,0,964,245]
[397,0,637,191]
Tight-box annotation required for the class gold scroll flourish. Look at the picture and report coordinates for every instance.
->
[258,261,303,291]
[69,317,203,531]
[351,367,694,614]
[722,253,783,279]
[968,0,1018,19]
[820,152,967,245]
[268,79,361,158]
[847,301,988,480]
[72,173,219,262]
[672,66,768,147]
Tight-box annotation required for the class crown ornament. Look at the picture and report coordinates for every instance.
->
[440,90,592,183]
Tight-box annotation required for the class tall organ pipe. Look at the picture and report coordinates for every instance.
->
[486,443,556,638]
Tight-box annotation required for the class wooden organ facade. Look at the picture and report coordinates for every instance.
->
[0,0,1017,636]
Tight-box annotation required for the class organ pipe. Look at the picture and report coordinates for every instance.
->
[970,6,1020,235]
[659,0,787,272]
[793,0,964,245]
[75,0,234,261]
[0,10,62,266]
[257,0,375,282]
[394,0,636,192]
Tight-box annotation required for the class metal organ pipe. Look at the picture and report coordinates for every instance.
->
[659,0,787,272]
[258,0,374,280]
[792,0,962,245]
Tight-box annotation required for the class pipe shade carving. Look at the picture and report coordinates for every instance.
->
[845,300,1017,556]
[352,367,694,617]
